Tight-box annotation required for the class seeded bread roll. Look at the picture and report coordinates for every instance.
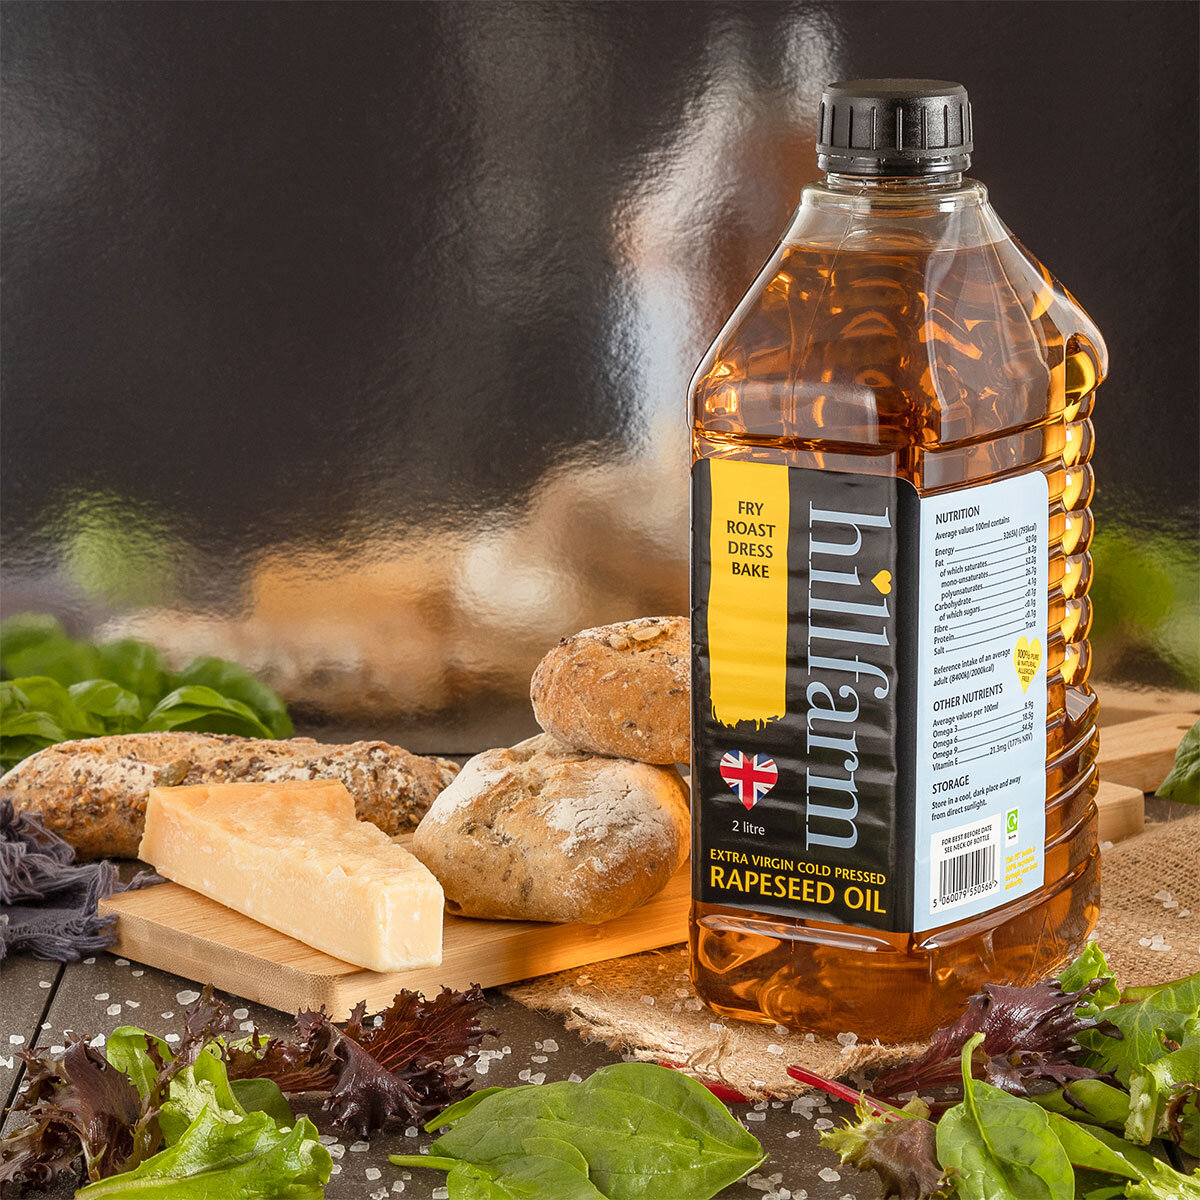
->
[411,733,689,923]
[530,616,689,765]
[0,732,460,860]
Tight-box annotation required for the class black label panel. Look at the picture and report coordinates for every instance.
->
[691,458,919,932]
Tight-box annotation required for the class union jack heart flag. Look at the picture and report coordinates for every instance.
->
[719,751,778,810]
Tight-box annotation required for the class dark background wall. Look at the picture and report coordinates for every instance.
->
[3,0,1197,750]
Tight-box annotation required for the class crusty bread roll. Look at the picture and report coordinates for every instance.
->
[411,733,689,923]
[0,733,460,860]
[530,616,689,765]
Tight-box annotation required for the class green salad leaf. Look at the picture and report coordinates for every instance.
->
[934,1034,1074,1200]
[1080,973,1200,1086]
[1157,718,1200,806]
[394,1062,765,1200]
[0,614,293,769]
[74,1107,329,1199]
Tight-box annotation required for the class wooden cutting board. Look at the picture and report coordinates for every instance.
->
[99,864,691,1020]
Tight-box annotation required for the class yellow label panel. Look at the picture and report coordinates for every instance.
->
[706,458,790,727]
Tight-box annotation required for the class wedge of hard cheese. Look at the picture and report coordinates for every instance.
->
[138,779,443,972]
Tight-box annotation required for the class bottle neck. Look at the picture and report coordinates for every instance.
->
[824,171,964,192]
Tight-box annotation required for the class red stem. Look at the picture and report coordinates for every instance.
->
[786,1065,893,1116]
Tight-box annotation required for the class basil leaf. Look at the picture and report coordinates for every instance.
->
[2,627,102,685]
[935,1034,1073,1200]
[142,686,275,739]
[1157,718,1200,806]
[5,675,104,737]
[0,612,67,661]
[0,685,67,770]
[172,656,294,738]
[74,1107,331,1198]
[429,1063,765,1200]
[96,639,169,703]
[70,680,145,732]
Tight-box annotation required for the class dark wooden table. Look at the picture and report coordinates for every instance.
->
[1,948,875,1199]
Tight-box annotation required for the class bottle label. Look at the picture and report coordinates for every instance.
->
[691,458,1048,934]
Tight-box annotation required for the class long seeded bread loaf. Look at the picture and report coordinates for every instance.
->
[530,616,689,764]
[1,732,460,860]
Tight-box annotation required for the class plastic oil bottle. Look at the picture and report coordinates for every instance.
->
[688,80,1107,1040]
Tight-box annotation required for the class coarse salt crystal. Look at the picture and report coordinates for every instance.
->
[746,1111,766,1122]
[8,1035,24,1046]
[365,1167,382,1180]
[176,990,200,1005]
[837,1031,858,1047]
[94,993,110,1001]
[125,1000,140,1009]
[818,1166,841,1182]
[233,1007,249,1019]
[641,995,656,1006]
[349,1141,368,1153]
[814,1117,834,1130]
[767,1043,785,1055]
[542,1039,558,1052]
[1154,889,1173,901]
[106,1005,122,1017]
[804,1032,815,1042]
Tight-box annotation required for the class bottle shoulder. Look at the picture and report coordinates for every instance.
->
[690,193,1105,454]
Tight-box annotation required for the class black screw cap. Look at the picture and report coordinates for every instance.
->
[817,79,973,176]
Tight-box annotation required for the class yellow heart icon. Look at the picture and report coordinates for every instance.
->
[1013,636,1042,691]
[871,570,893,595]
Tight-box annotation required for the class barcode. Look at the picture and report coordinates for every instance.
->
[939,844,996,906]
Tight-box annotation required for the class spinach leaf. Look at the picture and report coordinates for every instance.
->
[1157,718,1200,806]
[1042,1112,1141,1179]
[935,1034,1074,1200]
[141,685,275,739]
[1034,1078,1132,1130]
[171,657,294,738]
[427,1087,507,1131]
[74,1107,330,1199]
[408,1063,764,1200]
[444,1154,608,1199]
[1080,1127,1200,1198]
